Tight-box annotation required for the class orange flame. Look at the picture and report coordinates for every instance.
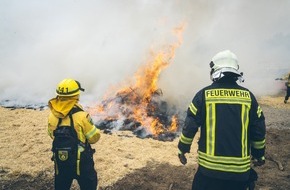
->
[90,24,186,136]
[169,115,178,132]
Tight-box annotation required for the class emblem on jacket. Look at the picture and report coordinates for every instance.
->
[58,150,69,161]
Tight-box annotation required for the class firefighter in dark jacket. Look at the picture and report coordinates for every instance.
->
[178,50,266,190]
[284,73,290,104]
[48,78,101,190]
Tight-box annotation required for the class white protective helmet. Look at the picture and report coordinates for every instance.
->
[210,50,244,82]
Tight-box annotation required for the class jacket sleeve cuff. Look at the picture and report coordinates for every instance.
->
[178,141,191,153]
[251,147,265,159]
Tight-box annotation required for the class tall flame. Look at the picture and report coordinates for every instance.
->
[90,24,186,136]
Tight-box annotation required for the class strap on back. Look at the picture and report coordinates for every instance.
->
[56,106,90,148]
[56,107,82,141]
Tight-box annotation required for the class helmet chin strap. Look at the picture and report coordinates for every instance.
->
[237,75,245,83]
[237,72,245,82]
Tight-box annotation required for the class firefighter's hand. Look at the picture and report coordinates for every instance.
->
[178,151,187,165]
[252,156,265,166]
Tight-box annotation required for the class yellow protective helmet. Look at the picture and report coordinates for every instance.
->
[56,78,85,97]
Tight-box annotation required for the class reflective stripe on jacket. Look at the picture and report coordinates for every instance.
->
[178,80,266,181]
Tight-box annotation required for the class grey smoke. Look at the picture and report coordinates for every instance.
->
[0,0,289,109]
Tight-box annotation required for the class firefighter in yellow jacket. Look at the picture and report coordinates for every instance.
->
[178,50,266,190]
[48,78,101,190]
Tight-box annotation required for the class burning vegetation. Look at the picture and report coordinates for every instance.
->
[89,25,186,141]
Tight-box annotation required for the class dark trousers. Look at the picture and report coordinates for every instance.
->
[285,87,290,101]
[192,168,248,190]
[55,170,97,190]
[54,150,97,190]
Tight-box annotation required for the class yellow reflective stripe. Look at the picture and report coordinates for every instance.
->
[207,98,251,105]
[77,146,82,159]
[78,126,85,142]
[241,104,250,157]
[54,153,59,175]
[251,139,265,149]
[198,151,251,173]
[204,88,253,157]
[48,128,53,138]
[85,126,98,139]
[257,106,262,118]
[198,158,251,173]
[189,102,197,115]
[206,103,216,155]
[180,133,193,144]
[211,104,216,155]
[241,105,245,157]
[206,103,210,154]
[77,148,81,175]
[199,151,251,163]
[77,160,80,175]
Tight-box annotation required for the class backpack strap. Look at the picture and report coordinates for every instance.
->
[55,106,90,148]
[56,106,83,129]
[56,117,62,128]
[70,106,83,115]
[70,106,93,150]
[55,109,79,142]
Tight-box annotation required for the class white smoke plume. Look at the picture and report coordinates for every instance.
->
[0,0,289,109]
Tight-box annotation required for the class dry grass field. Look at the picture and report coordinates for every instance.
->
[0,95,289,190]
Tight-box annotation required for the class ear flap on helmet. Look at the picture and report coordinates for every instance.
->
[209,61,214,68]
[75,80,85,92]
[209,61,215,81]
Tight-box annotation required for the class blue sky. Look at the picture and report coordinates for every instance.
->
[0,0,289,108]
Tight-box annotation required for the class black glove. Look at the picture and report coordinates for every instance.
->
[178,151,187,165]
[252,156,265,166]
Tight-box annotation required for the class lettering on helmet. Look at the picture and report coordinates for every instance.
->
[58,87,69,94]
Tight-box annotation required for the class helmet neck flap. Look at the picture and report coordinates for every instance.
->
[210,50,244,82]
